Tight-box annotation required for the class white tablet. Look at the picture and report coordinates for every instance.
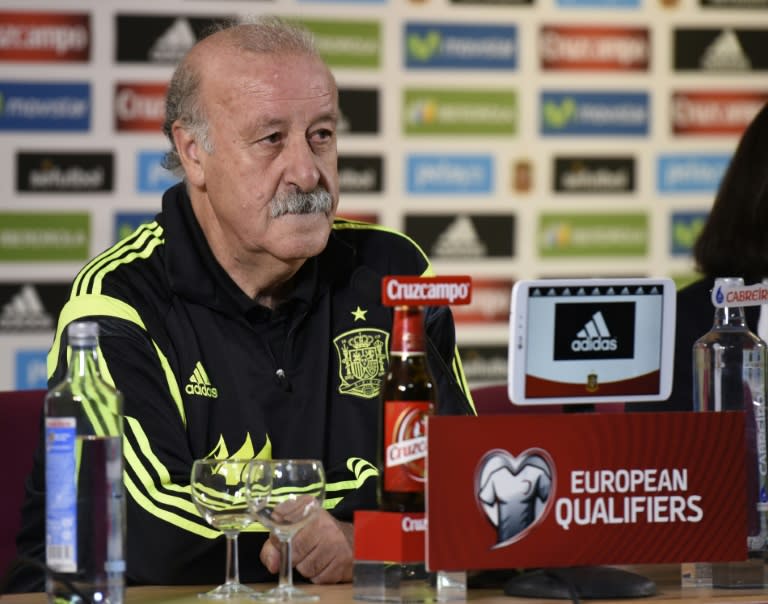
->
[507,277,676,405]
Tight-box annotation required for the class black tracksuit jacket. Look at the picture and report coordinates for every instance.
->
[10,183,474,591]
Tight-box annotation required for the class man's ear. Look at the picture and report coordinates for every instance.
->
[172,122,205,187]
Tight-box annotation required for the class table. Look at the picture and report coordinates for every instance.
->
[5,565,768,603]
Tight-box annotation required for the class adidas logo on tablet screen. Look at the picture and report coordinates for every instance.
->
[570,311,618,352]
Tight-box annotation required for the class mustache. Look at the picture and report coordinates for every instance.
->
[270,188,333,218]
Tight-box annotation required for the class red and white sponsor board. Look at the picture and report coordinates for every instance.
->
[672,91,768,135]
[114,82,168,132]
[381,275,472,307]
[354,511,426,563]
[0,11,90,62]
[427,411,747,570]
[540,25,650,71]
[450,278,511,324]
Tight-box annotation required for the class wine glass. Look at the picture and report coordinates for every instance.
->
[191,458,265,599]
[247,459,326,602]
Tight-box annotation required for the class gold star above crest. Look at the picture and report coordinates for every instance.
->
[351,306,368,322]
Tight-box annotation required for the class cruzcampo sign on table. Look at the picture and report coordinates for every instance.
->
[0,212,90,261]
[538,212,648,257]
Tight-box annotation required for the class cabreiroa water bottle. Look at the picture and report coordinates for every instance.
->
[693,277,768,586]
[45,321,125,603]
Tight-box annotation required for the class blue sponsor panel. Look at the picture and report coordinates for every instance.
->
[540,91,649,136]
[405,23,517,70]
[657,154,730,194]
[15,349,49,389]
[0,82,90,131]
[670,211,708,256]
[114,211,157,242]
[406,154,494,194]
[137,150,181,193]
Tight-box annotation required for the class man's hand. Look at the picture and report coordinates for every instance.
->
[260,509,354,583]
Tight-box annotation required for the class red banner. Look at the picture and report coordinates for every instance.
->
[381,275,472,306]
[354,511,426,563]
[0,12,90,62]
[427,412,747,571]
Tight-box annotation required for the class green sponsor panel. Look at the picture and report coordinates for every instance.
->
[0,212,90,261]
[538,213,648,257]
[295,19,380,68]
[671,272,702,290]
[403,88,517,135]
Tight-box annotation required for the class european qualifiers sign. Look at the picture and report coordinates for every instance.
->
[427,412,747,570]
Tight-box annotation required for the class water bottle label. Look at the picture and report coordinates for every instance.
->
[45,417,77,573]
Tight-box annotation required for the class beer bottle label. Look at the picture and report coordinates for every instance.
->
[383,400,431,492]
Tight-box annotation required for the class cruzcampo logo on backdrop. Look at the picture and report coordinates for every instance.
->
[294,19,380,68]
[538,213,648,257]
[0,213,90,261]
[404,88,517,135]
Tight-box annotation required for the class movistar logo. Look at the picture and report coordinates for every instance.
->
[408,31,442,61]
[543,97,577,129]
[186,361,219,398]
[571,311,618,352]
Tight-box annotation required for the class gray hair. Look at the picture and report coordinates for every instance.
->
[161,16,321,177]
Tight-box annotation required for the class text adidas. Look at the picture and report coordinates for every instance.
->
[571,337,618,352]
[186,383,219,398]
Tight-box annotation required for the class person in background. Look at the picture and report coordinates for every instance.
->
[629,101,768,412]
[8,15,474,591]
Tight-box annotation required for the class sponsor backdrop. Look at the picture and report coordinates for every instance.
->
[1,0,766,390]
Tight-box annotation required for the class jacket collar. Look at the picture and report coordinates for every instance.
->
[161,182,354,316]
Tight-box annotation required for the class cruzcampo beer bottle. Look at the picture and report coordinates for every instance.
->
[45,321,125,604]
[377,305,437,512]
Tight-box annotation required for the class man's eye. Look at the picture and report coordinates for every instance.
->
[261,132,282,144]
[313,129,334,142]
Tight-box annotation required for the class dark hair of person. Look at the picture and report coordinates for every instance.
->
[693,101,768,280]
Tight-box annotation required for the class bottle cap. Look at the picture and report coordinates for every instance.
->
[68,321,99,345]
[714,277,745,288]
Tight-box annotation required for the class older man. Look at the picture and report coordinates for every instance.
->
[10,16,473,591]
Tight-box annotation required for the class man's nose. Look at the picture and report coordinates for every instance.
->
[283,137,321,192]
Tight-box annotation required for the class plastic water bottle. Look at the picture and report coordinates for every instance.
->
[45,321,125,603]
[693,277,768,587]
